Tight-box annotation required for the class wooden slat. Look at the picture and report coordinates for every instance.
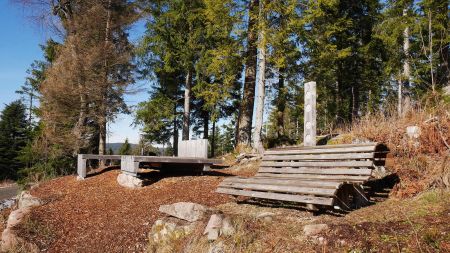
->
[132,156,222,164]
[263,152,375,161]
[81,154,122,160]
[216,187,334,206]
[267,142,377,151]
[258,167,373,176]
[255,173,371,182]
[222,177,341,189]
[219,182,336,196]
[261,160,373,168]
[264,146,377,155]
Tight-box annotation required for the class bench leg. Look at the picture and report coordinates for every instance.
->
[353,185,370,208]
[77,154,87,180]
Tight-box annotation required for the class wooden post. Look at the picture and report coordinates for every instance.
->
[304,81,317,211]
[77,154,87,179]
[304,81,317,147]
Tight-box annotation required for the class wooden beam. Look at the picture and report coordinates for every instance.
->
[304,81,317,146]
[219,182,337,196]
[260,160,374,168]
[263,152,375,161]
[132,156,222,164]
[267,142,377,151]
[222,177,341,189]
[255,173,371,182]
[264,145,377,155]
[258,167,373,176]
[216,187,334,206]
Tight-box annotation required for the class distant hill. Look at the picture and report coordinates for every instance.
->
[106,143,169,155]
[106,143,138,154]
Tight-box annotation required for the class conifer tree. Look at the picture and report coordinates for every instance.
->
[0,101,28,180]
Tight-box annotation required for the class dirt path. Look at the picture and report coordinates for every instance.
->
[0,184,19,200]
[21,170,234,252]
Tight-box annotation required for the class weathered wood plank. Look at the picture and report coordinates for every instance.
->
[219,182,337,196]
[178,139,208,158]
[216,187,334,206]
[264,146,377,155]
[222,177,341,188]
[77,154,87,179]
[263,152,375,161]
[132,156,222,164]
[258,167,373,176]
[267,142,377,151]
[81,154,122,160]
[260,160,373,168]
[255,173,371,182]
[304,81,317,146]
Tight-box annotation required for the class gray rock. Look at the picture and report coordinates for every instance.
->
[0,199,15,211]
[406,126,421,139]
[204,214,235,241]
[150,219,197,244]
[159,202,208,222]
[7,208,31,229]
[1,196,40,253]
[117,173,143,189]
[303,224,329,236]
[443,85,450,96]
[204,214,223,240]
[221,216,235,236]
[18,191,42,209]
[256,212,275,222]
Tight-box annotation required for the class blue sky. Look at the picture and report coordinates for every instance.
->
[0,1,148,144]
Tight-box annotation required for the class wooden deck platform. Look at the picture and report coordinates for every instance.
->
[216,143,390,210]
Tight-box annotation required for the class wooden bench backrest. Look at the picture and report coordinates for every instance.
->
[178,139,208,158]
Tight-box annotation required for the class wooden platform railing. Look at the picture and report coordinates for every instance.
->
[216,142,389,210]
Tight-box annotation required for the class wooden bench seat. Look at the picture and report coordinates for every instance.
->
[216,142,389,210]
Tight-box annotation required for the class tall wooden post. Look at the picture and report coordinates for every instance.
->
[304,81,317,147]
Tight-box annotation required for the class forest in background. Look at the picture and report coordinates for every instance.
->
[0,0,448,183]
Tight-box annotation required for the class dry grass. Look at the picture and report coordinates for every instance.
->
[343,99,450,197]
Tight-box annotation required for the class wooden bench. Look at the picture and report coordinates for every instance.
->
[77,140,220,179]
[216,143,389,210]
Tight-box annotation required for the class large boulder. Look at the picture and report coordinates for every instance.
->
[150,219,196,243]
[159,202,208,222]
[148,218,198,253]
[1,192,41,252]
[117,173,144,189]
[18,191,42,209]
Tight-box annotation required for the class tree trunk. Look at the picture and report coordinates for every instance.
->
[173,103,178,156]
[236,0,259,146]
[276,69,285,138]
[99,0,112,160]
[398,78,403,117]
[203,111,209,140]
[253,0,266,154]
[403,8,410,88]
[428,11,435,92]
[183,70,192,140]
[211,120,216,158]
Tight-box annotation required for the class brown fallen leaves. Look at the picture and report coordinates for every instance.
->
[20,169,238,252]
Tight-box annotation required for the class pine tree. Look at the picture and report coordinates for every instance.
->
[118,138,132,155]
[300,0,385,126]
[41,0,135,156]
[0,101,29,180]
